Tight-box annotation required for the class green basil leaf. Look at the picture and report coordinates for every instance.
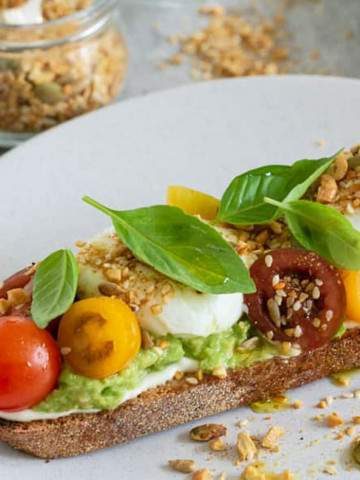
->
[265,197,360,270]
[83,196,255,294]
[31,249,79,328]
[217,154,336,225]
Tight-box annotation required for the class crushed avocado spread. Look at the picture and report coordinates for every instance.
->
[35,320,282,413]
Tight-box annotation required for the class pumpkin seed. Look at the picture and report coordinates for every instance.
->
[0,58,20,72]
[190,424,226,442]
[34,82,64,105]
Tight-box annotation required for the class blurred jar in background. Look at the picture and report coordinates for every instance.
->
[0,0,127,146]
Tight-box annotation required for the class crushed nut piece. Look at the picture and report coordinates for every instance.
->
[316,174,338,203]
[212,366,227,378]
[209,437,227,451]
[168,459,196,473]
[240,462,294,480]
[141,330,154,350]
[6,288,29,307]
[323,465,337,475]
[192,469,212,480]
[237,432,257,462]
[292,400,303,409]
[186,377,199,386]
[261,426,285,451]
[325,412,344,428]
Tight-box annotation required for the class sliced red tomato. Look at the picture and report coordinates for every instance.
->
[0,266,35,317]
[244,248,345,350]
[0,316,61,411]
[0,266,34,299]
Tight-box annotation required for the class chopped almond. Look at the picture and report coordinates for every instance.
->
[261,426,285,451]
[192,469,212,480]
[168,459,196,473]
[6,288,29,307]
[240,462,294,480]
[237,432,257,462]
[323,465,337,475]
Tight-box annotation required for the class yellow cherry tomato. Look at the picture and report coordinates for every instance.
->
[341,270,360,323]
[167,185,219,220]
[58,297,141,379]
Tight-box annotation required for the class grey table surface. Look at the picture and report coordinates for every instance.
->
[122,0,360,99]
[1,0,359,153]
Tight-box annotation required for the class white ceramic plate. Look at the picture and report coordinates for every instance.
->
[1,76,360,479]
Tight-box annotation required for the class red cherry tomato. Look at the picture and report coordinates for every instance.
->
[244,248,345,350]
[0,316,61,411]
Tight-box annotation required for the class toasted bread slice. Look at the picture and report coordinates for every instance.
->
[0,329,359,459]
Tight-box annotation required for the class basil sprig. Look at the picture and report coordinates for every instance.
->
[265,198,360,270]
[83,196,255,294]
[31,249,79,328]
[217,154,337,225]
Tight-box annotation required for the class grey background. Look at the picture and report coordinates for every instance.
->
[122,0,360,99]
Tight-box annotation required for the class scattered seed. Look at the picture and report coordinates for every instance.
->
[312,286,321,299]
[168,459,196,473]
[265,255,273,267]
[325,412,344,428]
[293,301,301,312]
[267,298,281,326]
[190,424,227,442]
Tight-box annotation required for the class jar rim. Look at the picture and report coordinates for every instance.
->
[0,0,119,51]
[0,0,116,30]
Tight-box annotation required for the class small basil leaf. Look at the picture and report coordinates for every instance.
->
[218,164,291,224]
[83,196,255,294]
[265,197,360,270]
[31,249,79,328]
[218,154,336,225]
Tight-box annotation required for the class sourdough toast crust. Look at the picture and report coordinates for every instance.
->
[1,329,360,459]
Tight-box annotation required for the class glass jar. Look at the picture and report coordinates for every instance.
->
[0,0,127,146]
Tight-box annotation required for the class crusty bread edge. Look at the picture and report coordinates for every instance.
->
[1,329,360,459]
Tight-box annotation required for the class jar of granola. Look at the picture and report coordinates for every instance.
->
[0,0,127,146]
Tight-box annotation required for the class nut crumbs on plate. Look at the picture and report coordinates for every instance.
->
[165,4,290,80]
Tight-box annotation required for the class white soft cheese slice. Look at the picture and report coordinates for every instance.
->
[0,358,198,422]
[0,0,43,25]
[138,286,244,337]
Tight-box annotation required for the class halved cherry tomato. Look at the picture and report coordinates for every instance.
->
[0,266,34,299]
[341,270,360,323]
[244,248,346,350]
[167,185,219,220]
[58,297,141,379]
[0,316,61,411]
